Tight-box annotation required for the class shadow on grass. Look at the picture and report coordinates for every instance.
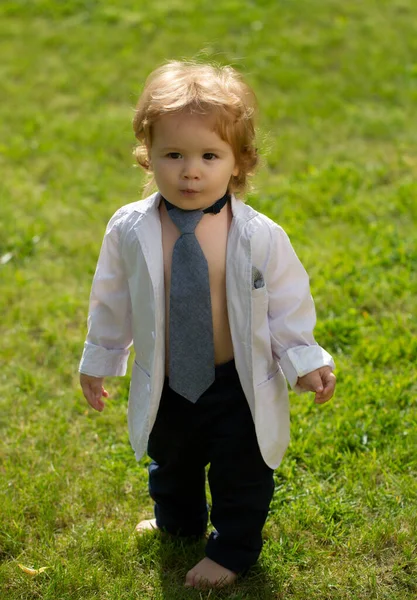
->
[136,530,280,600]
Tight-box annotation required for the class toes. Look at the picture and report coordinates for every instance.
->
[184,569,196,588]
[184,558,237,589]
[135,518,157,533]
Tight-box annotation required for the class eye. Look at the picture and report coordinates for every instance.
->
[203,153,217,160]
[167,152,182,159]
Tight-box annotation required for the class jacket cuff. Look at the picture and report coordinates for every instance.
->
[279,345,335,394]
[79,342,130,377]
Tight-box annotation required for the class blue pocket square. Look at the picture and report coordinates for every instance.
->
[252,266,265,289]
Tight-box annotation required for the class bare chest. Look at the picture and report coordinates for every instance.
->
[160,203,231,287]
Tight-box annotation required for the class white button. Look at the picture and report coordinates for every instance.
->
[147,384,151,392]
[151,331,155,339]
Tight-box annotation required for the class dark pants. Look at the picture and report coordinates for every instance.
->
[147,360,275,574]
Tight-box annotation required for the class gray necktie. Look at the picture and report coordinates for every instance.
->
[167,206,215,402]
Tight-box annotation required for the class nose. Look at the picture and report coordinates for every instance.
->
[181,158,200,179]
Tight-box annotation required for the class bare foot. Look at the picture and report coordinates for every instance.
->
[135,518,158,534]
[184,557,238,589]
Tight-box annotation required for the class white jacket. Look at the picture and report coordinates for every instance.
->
[79,193,335,469]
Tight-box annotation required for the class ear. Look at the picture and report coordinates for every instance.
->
[232,162,239,177]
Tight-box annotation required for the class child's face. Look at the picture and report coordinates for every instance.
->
[149,111,239,211]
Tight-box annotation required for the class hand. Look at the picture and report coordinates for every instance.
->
[80,373,109,412]
[297,366,336,404]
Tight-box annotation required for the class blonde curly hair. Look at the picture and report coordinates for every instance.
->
[133,60,258,197]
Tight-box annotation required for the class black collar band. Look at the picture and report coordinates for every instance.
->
[162,192,230,214]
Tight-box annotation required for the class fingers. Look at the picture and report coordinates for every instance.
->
[85,386,105,411]
[80,375,107,412]
[92,389,106,411]
[302,371,324,394]
[298,367,336,405]
[314,372,336,404]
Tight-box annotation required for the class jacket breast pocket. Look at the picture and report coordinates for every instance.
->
[251,285,267,299]
[251,285,268,320]
[251,285,273,382]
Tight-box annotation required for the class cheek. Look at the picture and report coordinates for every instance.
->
[153,162,173,180]
[217,156,238,178]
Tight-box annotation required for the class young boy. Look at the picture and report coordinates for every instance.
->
[79,61,336,589]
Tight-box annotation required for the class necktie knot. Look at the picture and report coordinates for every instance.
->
[168,208,203,234]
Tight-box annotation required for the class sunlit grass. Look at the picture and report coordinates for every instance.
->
[1,1,416,598]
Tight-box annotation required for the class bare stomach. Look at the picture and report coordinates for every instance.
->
[213,320,235,365]
[164,302,234,375]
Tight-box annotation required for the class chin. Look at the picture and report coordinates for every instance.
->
[177,197,208,210]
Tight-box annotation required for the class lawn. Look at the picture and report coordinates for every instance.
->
[0,1,416,598]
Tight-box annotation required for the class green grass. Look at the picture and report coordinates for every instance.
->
[1,1,416,598]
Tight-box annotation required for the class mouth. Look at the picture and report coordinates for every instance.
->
[180,189,200,195]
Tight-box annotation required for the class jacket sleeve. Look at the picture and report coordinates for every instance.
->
[266,223,335,393]
[79,210,133,377]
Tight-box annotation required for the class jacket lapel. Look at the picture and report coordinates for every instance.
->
[227,196,258,408]
[132,193,166,424]
[132,193,165,336]
[132,193,163,293]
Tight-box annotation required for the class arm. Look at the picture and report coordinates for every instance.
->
[266,224,335,395]
[79,209,133,379]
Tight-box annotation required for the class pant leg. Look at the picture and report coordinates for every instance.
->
[204,368,275,573]
[147,381,208,537]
